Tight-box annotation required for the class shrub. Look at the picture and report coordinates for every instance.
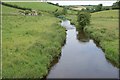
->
[77,11,91,30]
[24,10,31,15]
[62,7,67,15]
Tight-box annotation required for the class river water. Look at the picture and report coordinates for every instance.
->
[47,20,119,78]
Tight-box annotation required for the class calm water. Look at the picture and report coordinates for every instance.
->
[47,20,119,78]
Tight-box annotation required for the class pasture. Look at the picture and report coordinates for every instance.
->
[2,3,66,78]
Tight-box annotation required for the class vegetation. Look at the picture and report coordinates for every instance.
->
[62,6,67,15]
[84,10,119,68]
[77,11,91,30]
[2,3,66,78]
[112,1,120,9]
[67,9,119,68]
[95,4,103,11]
[1,1,119,79]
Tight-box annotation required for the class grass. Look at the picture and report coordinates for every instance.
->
[66,10,119,68]
[5,2,63,12]
[65,13,77,25]
[2,3,66,78]
[84,10,119,68]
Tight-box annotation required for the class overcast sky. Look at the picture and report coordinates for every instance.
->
[48,0,118,6]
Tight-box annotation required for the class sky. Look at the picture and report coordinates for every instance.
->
[48,0,118,6]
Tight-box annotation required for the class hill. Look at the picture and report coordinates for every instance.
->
[4,2,63,12]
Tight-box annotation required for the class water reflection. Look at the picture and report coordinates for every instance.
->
[77,30,89,42]
[47,20,119,79]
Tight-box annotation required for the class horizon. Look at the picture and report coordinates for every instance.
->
[48,1,117,6]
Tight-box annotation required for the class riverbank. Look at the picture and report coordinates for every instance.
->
[47,20,119,78]
[84,10,119,68]
[67,10,119,68]
[2,4,66,78]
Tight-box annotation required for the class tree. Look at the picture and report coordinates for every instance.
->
[77,11,91,30]
[95,4,103,11]
[56,3,59,6]
[112,1,120,9]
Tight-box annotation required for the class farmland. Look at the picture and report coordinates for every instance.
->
[2,2,66,78]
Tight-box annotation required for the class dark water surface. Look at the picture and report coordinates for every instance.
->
[47,20,119,78]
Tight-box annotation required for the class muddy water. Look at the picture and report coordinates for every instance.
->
[47,20,119,78]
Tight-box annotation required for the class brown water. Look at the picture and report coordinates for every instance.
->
[47,20,119,78]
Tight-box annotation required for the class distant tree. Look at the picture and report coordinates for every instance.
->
[112,1,120,9]
[86,7,90,11]
[102,7,110,10]
[56,3,59,6]
[95,4,103,11]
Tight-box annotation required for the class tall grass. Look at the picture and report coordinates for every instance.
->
[2,4,66,78]
[84,10,119,68]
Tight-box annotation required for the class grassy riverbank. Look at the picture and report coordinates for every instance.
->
[2,3,66,78]
[84,10,119,67]
[66,10,119,68]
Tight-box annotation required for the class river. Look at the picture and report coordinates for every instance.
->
[47,20,119,78]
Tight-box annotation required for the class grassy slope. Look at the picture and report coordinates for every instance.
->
[6,2,63,12]
[2,3,66,78]
[6,2,77,15]
[84,10,119,67]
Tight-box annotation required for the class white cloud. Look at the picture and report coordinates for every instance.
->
[48,1,117,6]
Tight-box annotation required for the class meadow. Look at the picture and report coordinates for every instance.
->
[2,3,66,78]
[6,2,62,12]
[84,10,119,67]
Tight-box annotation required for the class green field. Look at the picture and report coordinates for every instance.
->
[2,3,66,78]
[1,1,119,79]
[6,2,62,12]
[84,10,119,67]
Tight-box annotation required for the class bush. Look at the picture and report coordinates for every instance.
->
[62,7,67,15]
[77,11,91,30]
[24,10,31,15]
